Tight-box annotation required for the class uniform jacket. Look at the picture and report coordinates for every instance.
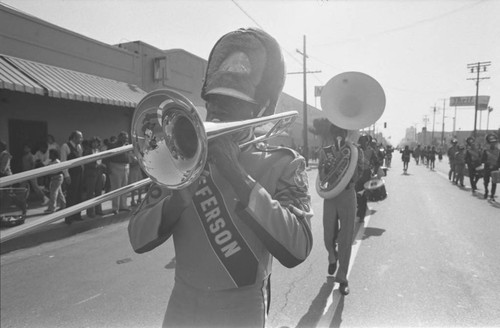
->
[482,148,500,171]
[128,144,313,291]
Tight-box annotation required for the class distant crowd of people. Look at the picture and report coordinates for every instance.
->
[398,133,500,201]
[400,144,443,174]
[447,134,500,200]
[0,131,146,221]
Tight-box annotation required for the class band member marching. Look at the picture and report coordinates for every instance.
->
[481,133,500,200]
[128,28,313,328]
[315,71,385,297]
[465,136,481,193]
[447,138,458,182]
[356,134,380,221]
[319,123,363,296]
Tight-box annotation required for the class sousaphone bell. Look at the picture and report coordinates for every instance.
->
[316,72,386,199]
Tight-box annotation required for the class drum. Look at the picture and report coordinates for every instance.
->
[492,170,500,184]
[363,178,387,202]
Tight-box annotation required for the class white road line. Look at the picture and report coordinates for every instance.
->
[317,210,372,326]
[74,293,102,305]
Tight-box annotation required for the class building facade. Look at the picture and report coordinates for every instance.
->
[0,4,323,173]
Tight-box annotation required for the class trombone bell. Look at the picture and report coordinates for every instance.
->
[132,89,208,189]
[132,89,298,190]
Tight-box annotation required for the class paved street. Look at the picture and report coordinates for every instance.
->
[1,156,500,328]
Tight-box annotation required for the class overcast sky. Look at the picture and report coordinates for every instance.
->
[3,0,499,144]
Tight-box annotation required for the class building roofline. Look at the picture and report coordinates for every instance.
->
[0,3,133,56]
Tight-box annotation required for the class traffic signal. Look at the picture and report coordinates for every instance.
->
[384,122,387,128]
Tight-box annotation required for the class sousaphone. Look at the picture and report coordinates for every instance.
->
[316,72,386,199]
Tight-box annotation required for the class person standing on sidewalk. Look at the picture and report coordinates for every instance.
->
[319,123,362,296]
[60,130,84,224]
[107,131,131,214]
[82,137,106,217]
[1,140,28,216]
[44,149,66,214]
[21,144,49,204]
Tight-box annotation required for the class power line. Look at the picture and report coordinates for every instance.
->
[314,0,486,48]
[230,0,303,67]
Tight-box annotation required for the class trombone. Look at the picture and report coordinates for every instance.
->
[0,89,297,243]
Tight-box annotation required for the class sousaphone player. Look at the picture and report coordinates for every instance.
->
[318,123,364,296]
[316,72,386,296]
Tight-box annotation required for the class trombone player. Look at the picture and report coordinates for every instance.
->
[128,28,313,328]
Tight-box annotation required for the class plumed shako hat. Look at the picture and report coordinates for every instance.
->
[201,28,286,117]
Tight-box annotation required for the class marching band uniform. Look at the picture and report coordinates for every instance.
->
[454,145,466,187]
[413,145,421,165]
[465,137,481,192]
[447,139,458,182]
[128,28,313,328]
[482,133,500,200]
[401,146,411,173]
[320,125,363,296]
[355,135,377,222]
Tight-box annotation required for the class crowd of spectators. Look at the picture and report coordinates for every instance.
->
[0,131,146,222]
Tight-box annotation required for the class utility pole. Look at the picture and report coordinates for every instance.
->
[431,105,436,146]
[423,115,429,145]
[291,35,321,166]
[439,98,446,146]
[467,61,491,137]
[453,106,457,135]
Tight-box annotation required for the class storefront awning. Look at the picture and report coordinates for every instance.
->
[0,54,146,108]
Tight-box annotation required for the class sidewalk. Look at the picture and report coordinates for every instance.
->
[0,194,139,255]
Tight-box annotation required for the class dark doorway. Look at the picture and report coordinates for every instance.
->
[8,119,48,174]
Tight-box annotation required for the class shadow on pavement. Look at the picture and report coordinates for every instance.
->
[295,276,335,328]
[0,211,131,255]
[329,295,345,328]
[362,227,386,240]
[488,199,500,209]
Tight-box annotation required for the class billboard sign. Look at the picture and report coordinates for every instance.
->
[449,96,490,110]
